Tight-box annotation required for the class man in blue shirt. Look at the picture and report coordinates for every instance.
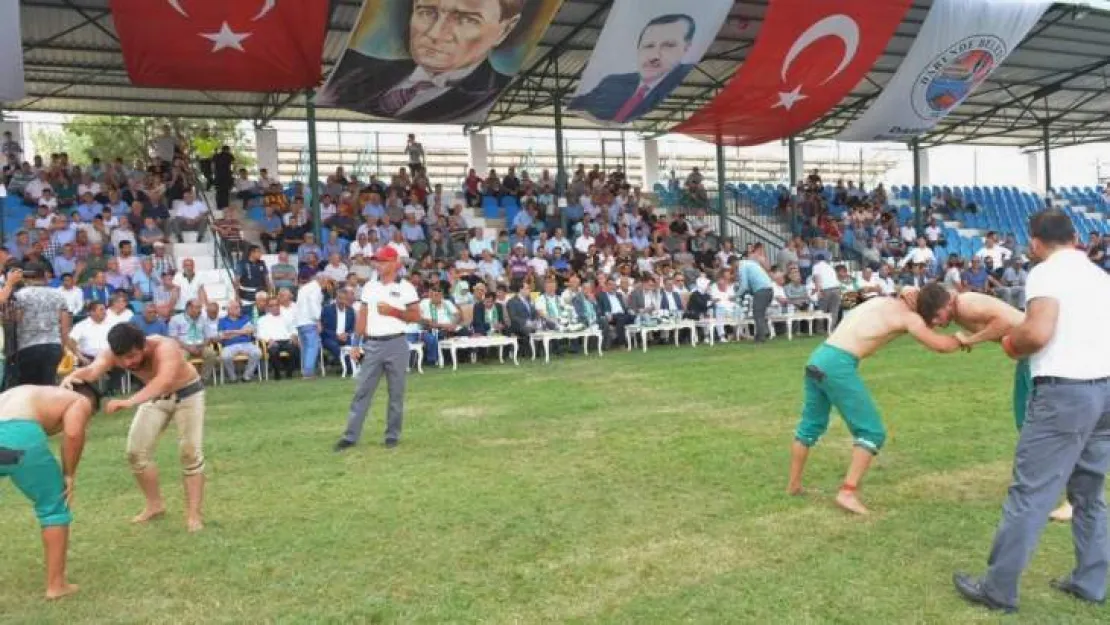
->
[736,258,776,343]
[296,233,323,267]
[74,192,102,222]
[131,303,169,336]
[51,243,78,278]
[362,193,386,222]
[83,271,113,307]
[258,205,283,254]
[962,257,991,293]
[217,300,261,382]
[400,215,425,243]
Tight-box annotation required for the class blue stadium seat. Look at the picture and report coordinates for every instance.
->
[481,195,500,219]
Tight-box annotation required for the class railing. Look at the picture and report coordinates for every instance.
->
[187,162,238,300]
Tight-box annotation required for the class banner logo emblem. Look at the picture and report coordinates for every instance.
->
[912,34,1005,121]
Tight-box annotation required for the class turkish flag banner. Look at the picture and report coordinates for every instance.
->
[673,0,912,146]
[111,0,328,91]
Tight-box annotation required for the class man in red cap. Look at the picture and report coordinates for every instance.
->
[334,247,421,451]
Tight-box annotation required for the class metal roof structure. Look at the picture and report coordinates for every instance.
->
[11,0,1110,150]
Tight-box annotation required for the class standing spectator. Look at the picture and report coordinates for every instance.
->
[294,273,328,379]
[11,266,70,386]
[954,209,1110,613]
[405,134,425,176]
[236,245,270,318]
[810,258,842,330]
[257,299,300,380]
[150,124,179,170]
[217,301,261,383]
[212,145,235,210]
[174,258,207,307]
[169,189,208,243]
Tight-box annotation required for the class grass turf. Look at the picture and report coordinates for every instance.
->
[0,336,1106,624]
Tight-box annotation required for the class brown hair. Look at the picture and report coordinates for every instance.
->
[916,284,951,326]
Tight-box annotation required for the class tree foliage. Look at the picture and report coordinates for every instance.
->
[30,116,254,167]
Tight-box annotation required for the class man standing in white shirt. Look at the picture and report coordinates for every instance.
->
[169,189,208,243]
[810,259,841,331]
[335,247,420,452]
[954,209,1110,613]
[901,237,937,269]
[974,233,1013,268]
[293,273,329,379]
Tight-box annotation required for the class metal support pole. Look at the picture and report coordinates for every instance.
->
[787,136,798,188]
[306,90,321,242]
[1042,122,1052,200]
[911,139,922,231]
[716,138,727,235]
[554,92,566,199]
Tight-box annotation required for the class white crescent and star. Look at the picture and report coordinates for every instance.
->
[773,15,861,111]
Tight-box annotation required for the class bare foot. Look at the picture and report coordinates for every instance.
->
[1050,502,1073,523]
[131,507,165,524]
[186,517,204,533]
[835,489,870,516]
[45,583,79,600]
[787,484,805,496]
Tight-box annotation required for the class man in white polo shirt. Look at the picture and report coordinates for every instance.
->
[334,247,420,452]
[169,189,208,243]
[954,209,1110,613]
[810,258,841,331]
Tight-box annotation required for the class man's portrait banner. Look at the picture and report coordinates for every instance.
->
[320,0,563,124]
[568,0,733,126]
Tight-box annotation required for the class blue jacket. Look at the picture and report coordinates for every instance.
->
[320,303,355,345]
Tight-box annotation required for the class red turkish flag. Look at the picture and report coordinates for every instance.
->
[111,0,328,92]
[674,0,912,146]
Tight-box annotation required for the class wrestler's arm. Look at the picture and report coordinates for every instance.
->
[1005,297,1058,357]
[60,400,92,501]
[904,312,963,353]
[119,342,184,408]
[959,315,1013,346]
[62,350,114,385]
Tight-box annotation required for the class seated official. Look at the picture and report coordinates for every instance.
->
[257,299,300,380]
[217,300,261,383]
[595,277,634,348]
[506,279,540,349]
[471,290,506,336]
[418,286,466,365]
[320,287,357,368]
[534,277,568,331]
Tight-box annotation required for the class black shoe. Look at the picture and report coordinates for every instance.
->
[952,573,1017,613]
[1050,578,1106,605]
[334,439,356,453]
[383,439,399,449]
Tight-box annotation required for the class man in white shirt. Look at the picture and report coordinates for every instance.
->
[900,237,937,269]
[57,273,85,317]
[169,189,209,243]
[854,267,885,301]
[974,233,1013,268]
[476,250,504,282]
[294,273,329,379]
[68,301,112,364]
[467,231,494,258]
[899,223,917,245]
[173,258,207,307]
[954,209,1110,613]
[256,299,299,380]
[349,232,374,262]
[574,232,596,254]
[335,247,420,452]
[810,259,841,331]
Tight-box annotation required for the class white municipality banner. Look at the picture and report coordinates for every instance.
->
[838,0,1052,142]
[568,0,733,125]
[0,0,24,102]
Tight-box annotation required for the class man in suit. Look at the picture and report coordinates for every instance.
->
[628,275,661,316]
[570,14,696,123]
[321,0,524,123]
[506,279,538,355]
[320,287,357,368]
[595,277,635,348]
[471,290,506,336]
[659,275,684,314]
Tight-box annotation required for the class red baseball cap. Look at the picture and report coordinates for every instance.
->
[372,247,399,262]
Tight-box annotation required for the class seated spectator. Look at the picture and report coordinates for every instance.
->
[169,298,218,380]
[257,299,300,380]
[297,232,323,267]
[505,279,539,351]
[169,189,208,243]
[534,277,569,331]
[595,277,634,348]
[105,291,134,327]
[476,249,504,282]
[321,252,349,282]
[962,257,991,294]
[218,300,261,382]
[153,270,182,313]
[281,212,310,252]
[418,285,465,365]
[854,266,885,301]
[271,251,298,292]
[899,262,929,290]
[471,289,506,335]
[56,272,85,317]
[320,287,356,367]
[132,302,169,336]
[174,258,207,306]
[974,232,1012,268]
[68,301,112,365]
[202,301,221,338]
[83,270,113,307]
[258,204,284,254]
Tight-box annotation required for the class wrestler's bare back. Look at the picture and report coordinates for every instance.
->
[0,386,87,436]
[954,292,1024,335]
[826,297,938,360]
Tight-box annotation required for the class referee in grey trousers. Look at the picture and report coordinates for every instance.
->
[334,247,420,452]
[955,209,1110,613]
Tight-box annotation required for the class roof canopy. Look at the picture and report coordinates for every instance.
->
[12,0,1110,149]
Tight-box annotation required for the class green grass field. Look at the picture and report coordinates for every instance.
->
[0,337,1106,624]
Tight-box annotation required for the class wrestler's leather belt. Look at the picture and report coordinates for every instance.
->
[158,379,205,402]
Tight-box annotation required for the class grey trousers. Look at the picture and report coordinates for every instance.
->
[996,286,1025,310]
[341,336,409,444]
[818,288,842,331]
[751,288,773,342]
[982,379,1110,607]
